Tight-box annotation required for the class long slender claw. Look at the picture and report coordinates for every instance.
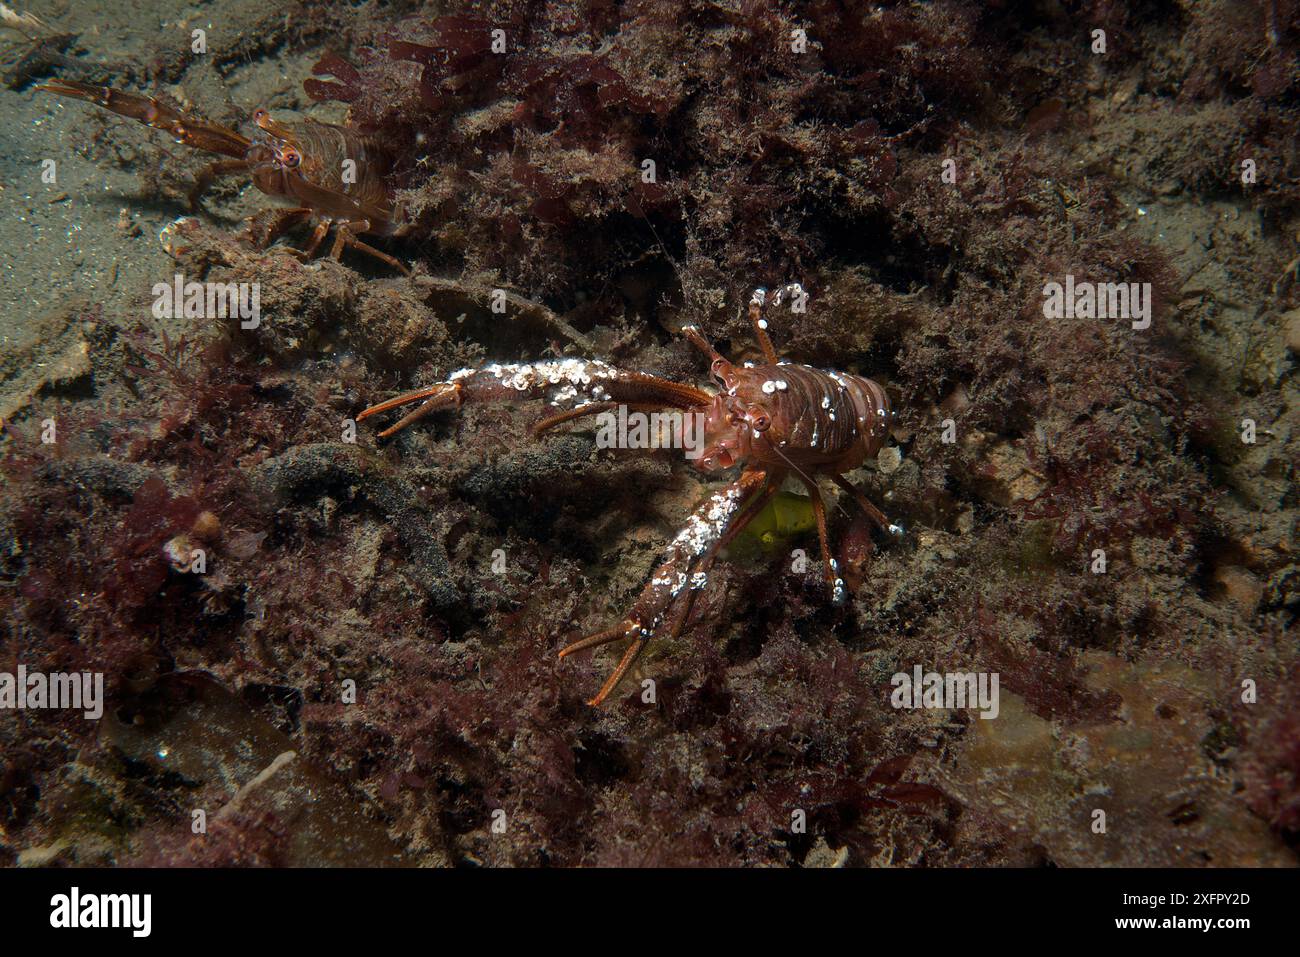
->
[558,470,772,706]
[37,79,252,158]
[37,79,129,110]
[557,625,633,660]
[357,381,463,437]
[587,637,648,707]
[359,362,712,445]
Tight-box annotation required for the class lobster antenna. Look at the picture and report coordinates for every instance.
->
[630,189,695,321]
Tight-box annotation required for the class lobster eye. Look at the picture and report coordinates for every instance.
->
[751,413,771,432]
[253,108,268,121]
[280,147,300,168]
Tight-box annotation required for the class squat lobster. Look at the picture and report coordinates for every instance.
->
[358,284,899,705]
[37,79,411,274]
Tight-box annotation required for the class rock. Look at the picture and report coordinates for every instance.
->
[978,440,1047,507]
[0,301,93,423]
[1283,309,1300,354]
[877,446,903,474]
[803,836,849,868]
[1213,565,1264,614]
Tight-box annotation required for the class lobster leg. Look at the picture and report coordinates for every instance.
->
[830,472,898,536]
[301,218,332,257]
[559,469,771,705]
[799,478,844,604]
[188,158,251,210]
[681,324,743,386]
[748,287,779,364]
[328,219,412,276]
[681,324,727,365]
[37,79,252,158]
[358,361,713,439]
[747,283,807,364]
[244,206,314,249]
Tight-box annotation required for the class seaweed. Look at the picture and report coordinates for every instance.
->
[3,0,1297,868]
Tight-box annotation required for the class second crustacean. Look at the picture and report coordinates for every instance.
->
[36,79,411,273]
[358,284,902,706]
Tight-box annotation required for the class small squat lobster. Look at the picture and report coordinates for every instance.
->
[358,285,899,705]
[36,79,410,273]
